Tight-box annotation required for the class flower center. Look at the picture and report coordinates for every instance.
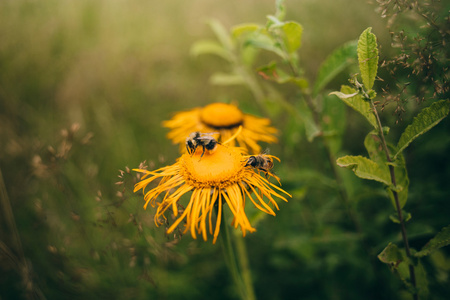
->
[180,144,245,188]
[200,103,244,129]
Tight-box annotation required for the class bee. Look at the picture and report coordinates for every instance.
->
[245,151,280,180]
[245,154,274,174]
[186,132,219,158]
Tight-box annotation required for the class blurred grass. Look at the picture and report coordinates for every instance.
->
[1,0,449,300]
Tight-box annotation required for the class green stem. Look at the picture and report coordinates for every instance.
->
[217,206,255,300]
[229,49,270,117]
[236,65,267,113]
[234,231,256,300]
[370,100,418,300]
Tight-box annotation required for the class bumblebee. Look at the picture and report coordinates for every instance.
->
[245,154,274,174]
[186,132,219,158]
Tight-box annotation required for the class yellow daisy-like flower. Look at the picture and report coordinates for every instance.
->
[133,144,290,244]
[162,102,278,154]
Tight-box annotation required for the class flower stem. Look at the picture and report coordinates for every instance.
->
[217,206,256,300]
[233,230,256,300]
[370,100,418,300]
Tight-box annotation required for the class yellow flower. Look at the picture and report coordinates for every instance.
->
[162,102,278,154]
[133,143,290,244]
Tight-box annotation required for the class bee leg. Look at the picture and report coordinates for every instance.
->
[191,145,198,156]
[199,145,206,159]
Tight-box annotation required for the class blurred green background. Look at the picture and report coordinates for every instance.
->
[1,0,449,299]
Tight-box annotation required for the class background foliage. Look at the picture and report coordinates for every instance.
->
[1,0,449,299]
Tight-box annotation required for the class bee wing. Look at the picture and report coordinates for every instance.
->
[197,132,220,142]
[261,148,270,155]
[199,132,219,137]
[196,136,215,141]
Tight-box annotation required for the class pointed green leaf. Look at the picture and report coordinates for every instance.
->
[313,40,358,97]
[378,243,411,287]
[257,62,308,85]
[231,23,261,39]
[415,260,430,298]
[364,131,385,164]
[244,33,284,58]
[281,21,303,53]
[240,45,260,67]
[365,133,410,209]
[331,85,378,128]
[208,19,234,51]
[275,0,286,21]
[190,40,231,61]
[257,62,293,83]
[297,98,321,142]
[386,150,409,209]
[415,225,450,257]
[378,242,404,266]
[378,243,429,296]
[389,211,411,223]
[364,133,407,207]
[329,91,358,99]
[357,27,378,90]
[394,99,450,159]
[336,155,391,185]
[321,94,347,154]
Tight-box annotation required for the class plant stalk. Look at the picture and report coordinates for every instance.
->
[216,206,256,300]
[234,231,256,300]
[370,100,418,300]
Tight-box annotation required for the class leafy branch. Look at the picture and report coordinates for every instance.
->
[332,27,450,300]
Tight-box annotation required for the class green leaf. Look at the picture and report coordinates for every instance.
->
[364,131,385,164]
[313,40,358,97]
[329,91,358,99]
[208,19,233,51]
[266,15,283,29]
[378,243,411,286]
[281,21,303,53]
[415,260,430,298]
[357,27,378,90]
[416,225,450,258]
[386,150,409,209]
[190,40,231,61]
[378,242,404,266]
[244,33,284,58]
[336,155,391,185]
[330,85,378,128]
[389,211,411,224]
[321,94,347,154]
[378,243,424,293]
[364,133,402,197]
[275,0,286,21]
[365,132,410,209]
[257,62,293,83]
[257,62,308,86]
[240,45,260,67]
[394,99,450,159]
[231,23,261,39]
[297,97,321,142]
